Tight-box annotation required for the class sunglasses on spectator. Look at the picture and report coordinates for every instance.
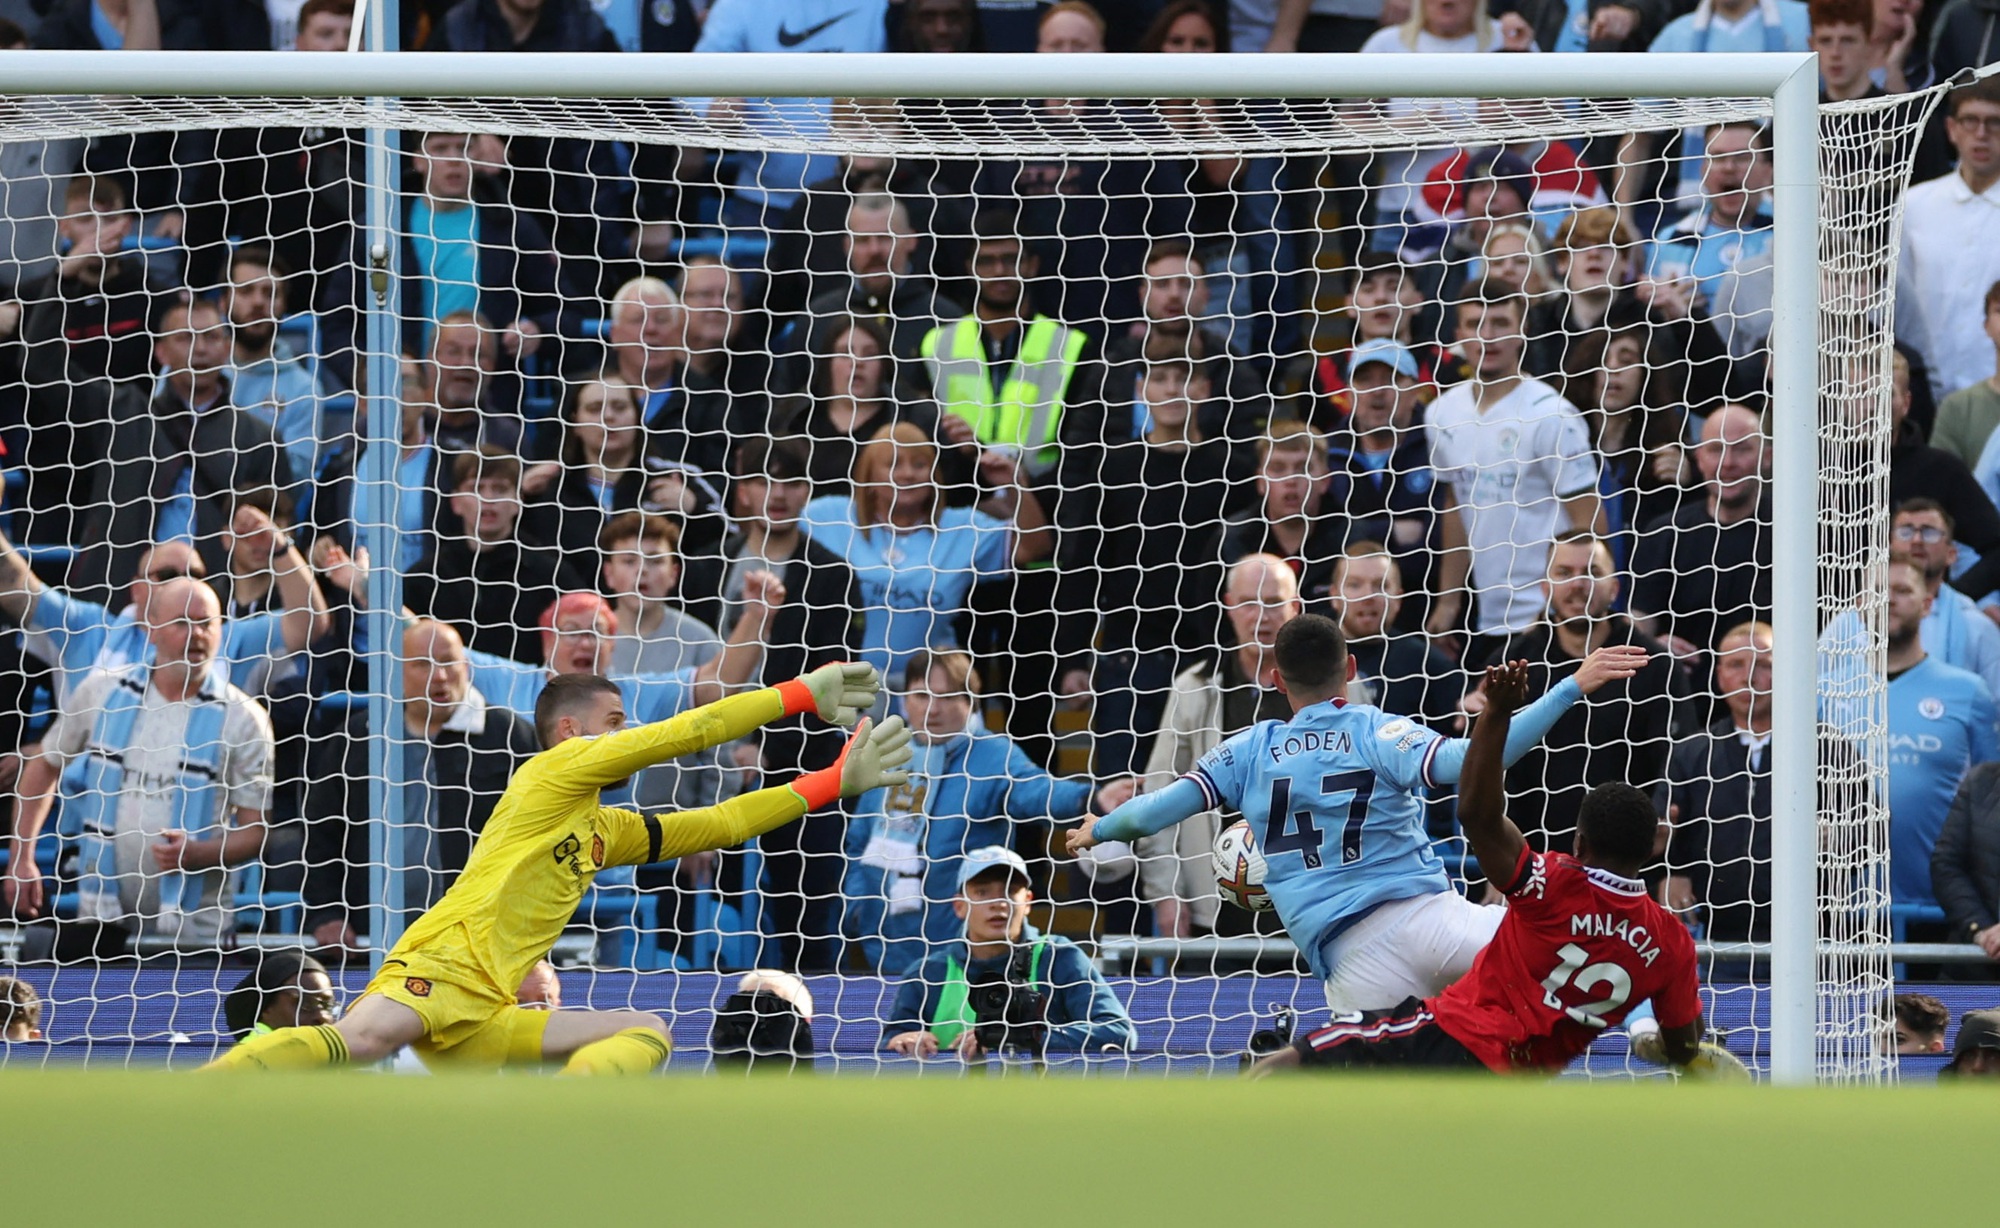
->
[1891,525,1946,543]
[146,565,197,582]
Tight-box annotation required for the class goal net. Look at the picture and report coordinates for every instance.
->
[0,56,1947,1080]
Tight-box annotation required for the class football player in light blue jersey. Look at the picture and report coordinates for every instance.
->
[1070,614,1646,1012]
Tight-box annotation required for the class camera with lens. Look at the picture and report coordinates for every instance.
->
[967,943,1049,1058]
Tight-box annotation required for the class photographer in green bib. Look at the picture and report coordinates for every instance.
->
[881,846,1134,1062]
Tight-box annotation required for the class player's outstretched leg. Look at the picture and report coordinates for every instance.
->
[547,1009,673,1076]
[204,1023,352,1071]
[202,994,425,1071]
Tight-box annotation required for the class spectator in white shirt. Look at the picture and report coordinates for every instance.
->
[1427,281,1603,664]
[1897,76,2000,404]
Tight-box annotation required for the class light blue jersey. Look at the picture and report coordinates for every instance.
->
[1887,656,1999,907]
[1190,700,1452,977]
[1094,678,1583,981]
[23,587,288,699]
[465,649,694,726]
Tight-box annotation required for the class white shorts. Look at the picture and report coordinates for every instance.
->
[1321,892,1504,1015]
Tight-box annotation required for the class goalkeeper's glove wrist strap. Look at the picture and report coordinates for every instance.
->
[791,763,844,812]
[775,677,816,718]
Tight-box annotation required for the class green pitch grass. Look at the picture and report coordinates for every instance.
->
[0,1070,1987,1221]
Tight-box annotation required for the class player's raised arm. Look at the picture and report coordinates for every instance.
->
[547,662,881,791]
[1065,776,1210,856]
[1458,660,1533,890]
[1422,645,1648,787]
[631,716,914,863]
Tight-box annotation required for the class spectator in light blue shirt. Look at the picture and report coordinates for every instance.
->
[693,0,891,225]
[802,420,1047,688]
[1883,561,2000,910]
[1645,120,1774,359]
[0,529,324,705]
[1630,0,1809,209]
[225,244,338,487]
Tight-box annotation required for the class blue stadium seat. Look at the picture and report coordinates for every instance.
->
[0,469,76,568]
[577,882,660,969]
[231,862,304,935]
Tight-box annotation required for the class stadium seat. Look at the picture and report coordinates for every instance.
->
[228,860,304,935]
[577,881,660,969]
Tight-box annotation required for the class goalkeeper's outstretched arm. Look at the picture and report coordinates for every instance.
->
[636,716,914,863]
[557,663,882,791]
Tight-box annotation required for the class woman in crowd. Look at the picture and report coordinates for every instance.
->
[1132,0,1286,358]
[520,372,653,580]
[776,315,944,498]
[1566,323,1694,570]
[803,420,1049,691]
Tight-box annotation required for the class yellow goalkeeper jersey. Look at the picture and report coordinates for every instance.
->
[384,686,806,999]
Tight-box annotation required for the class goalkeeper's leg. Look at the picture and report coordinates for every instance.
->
[203,994,426,1071]
[546,1009,673,1076]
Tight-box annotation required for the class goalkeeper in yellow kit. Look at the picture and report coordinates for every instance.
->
[207,662,908,1075]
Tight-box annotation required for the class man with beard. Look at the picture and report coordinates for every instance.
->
[225,244,339,487]
[921,210,1105,472]
[1821,498,2000,700]
[774,193,963,398]
[1469,529,1679,861]
[1427,283,1602,665]
[81,298,294,602]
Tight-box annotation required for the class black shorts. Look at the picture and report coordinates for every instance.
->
[1291,997,1486,1071]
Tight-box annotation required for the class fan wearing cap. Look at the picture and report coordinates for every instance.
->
[1328,337,1467,636]
[883,846,1134,1060]
[1314,252,1461,426]
[1940,1008,2000,1078]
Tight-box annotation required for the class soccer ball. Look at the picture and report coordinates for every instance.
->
[1212,821,1273,912]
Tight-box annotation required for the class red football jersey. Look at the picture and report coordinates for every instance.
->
[1429,847,1702,1073]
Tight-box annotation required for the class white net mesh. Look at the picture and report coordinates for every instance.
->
[0,70,1955,1078]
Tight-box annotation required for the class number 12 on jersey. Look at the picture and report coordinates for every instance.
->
[1264,771,1374,871]
[1539,942,1634,1029]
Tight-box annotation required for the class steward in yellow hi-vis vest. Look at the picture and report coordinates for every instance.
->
[921,314,1085,472]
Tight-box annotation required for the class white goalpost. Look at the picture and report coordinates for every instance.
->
[0,44,1945,1083]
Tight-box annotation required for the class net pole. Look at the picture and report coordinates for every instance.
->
[359,0,406,967]
[1766,58,1823,1086]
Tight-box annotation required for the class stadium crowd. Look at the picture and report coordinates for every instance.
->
[0,0,1995,1020]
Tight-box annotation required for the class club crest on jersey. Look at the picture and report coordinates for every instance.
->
[404,977,433,998]
[1919,697,1945,720]
[591,833,605,868]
